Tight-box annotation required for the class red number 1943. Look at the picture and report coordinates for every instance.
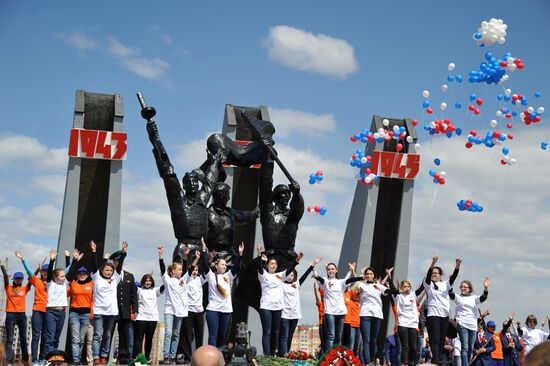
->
[68,128,127,160]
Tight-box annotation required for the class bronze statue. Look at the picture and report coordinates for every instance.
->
[206,182,259,261]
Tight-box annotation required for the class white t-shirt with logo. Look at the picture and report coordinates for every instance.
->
[46,280,69,307]
[186,275,206,313]
[136,287,162,321]
[259,270,286,311]
[92,271,122,316]
[205,270,234,313]
[521,327,550,355]
[282,281,302,319]
[394,292,419,328]
[358,282,388,319]
[423,279,451,317]
[320,272,351,316]
[163,272,189,318]
[452,293,481,331]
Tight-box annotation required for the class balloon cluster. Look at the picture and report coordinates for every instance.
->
[467,94,483,115]
[457,199,484,212]
[350,149,372,169]
[350,129,374,144]
[465,129,509,149]
[428,158,446,185]
[473,18,507,47]
[359,168,378,186]
[307,205,327,216]
[520,106,545,125]
[469,52,512,84]
[309,170,324,185]
[423,118,462,138]
[500,147,517,166]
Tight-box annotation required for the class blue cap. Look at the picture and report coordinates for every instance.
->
[135,281,141,287]
[41,263,49,271]
[76,267,88,273]
[487,320,496,327]
[13,272,24,279]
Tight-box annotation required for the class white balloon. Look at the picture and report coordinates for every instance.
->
[503,155,510,162]
[496,110,503,117]
[383,119,390,127]
[373,132,380,139]
[509,158,517,165]
[440,102,447,110]
[508,63,517,71]
[448,63,455,71]
[442,123,448,130]
[527,106,534,113]
[422,90,430,98]
[441,84,448,92]
[378,128,385,134]
[406,136,413,143]
[365,176,372,183]
[393,125,400,132]
[505,88,512,95]
[360,157,368,164]
[537,107,545,114]
[490,119,498,128]
[414,143,421,150]
[440,171,447,176]
[430,121,436,128]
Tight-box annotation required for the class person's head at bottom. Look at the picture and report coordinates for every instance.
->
[525,342,550,366]
[191,345,225,366]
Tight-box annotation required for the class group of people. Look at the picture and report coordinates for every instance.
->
[3,244,550,366]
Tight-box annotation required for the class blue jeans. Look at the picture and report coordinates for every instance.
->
[44,308,66,356]
[324,314,345,350]
[360,316,381,363]
[457,324,477,366]
[93,314,117,359]
[279,318,299,356]
[205,310,232,347]
[69,311,91,362]
[5,312,29,363]
[31,310,47,362]
[259,309,282,356]
[164,314,183,358]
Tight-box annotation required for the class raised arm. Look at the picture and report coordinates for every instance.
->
[15,251,34,278]
[381,267,394,286]
[46,249,56,283]
[116,241,128,274]
[448,287,456,300]
[312,269,325,284]
[158,245,166,276]
[299,257,322,285]
[66,248,84,282]
[90,240,99,273]
[449,257,462,286]
[415,282,425,298]
[479,277,489,303]
[230,242,245,276]
[257,244,266,275]
[425,256,438,285]
[285,251,303,276]
[188,251,201,275]
[288,181,304,224]
[1,262,8,289]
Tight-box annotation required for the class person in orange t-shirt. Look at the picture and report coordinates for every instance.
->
[16,250,51,364]
[314,281,325,353]
[343,284,361,357]
[2,260,31,364]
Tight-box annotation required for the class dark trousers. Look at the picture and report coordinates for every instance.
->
[360,316,381,364]
[279,318,298,356]
[31,310,47,362]
[427,316,449,364]
[6,312,29,363]
[398,326,418,366]
[205,310,231,347]
[259,308,282,356]
[116,318,132,361]
[44,308,66,356]
[133,320,157,360]
[177,311,204,360]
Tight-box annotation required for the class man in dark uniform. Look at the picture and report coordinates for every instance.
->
[110,250,138,365]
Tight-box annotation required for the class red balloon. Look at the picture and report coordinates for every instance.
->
[500,61,508,67]
[506,123,513,129]
[396,143,403,152]
[314,205,321,213]
[316,170,323,176]
[468,105,475,111]
[434,173,441,180]
[412,119,418,126]
[500,159,507,165]
[476,98,483,106]
[505,113,512,119]
[474,108,481,115]
[438,178,445,185]
[465,142,473,149]
[426,107,433,114]
[508,134,514,140]
[360,180,367,186]
[470,130,477,136]
[364,168,371,175]
[350,137,357,142]
[366,155,372,162]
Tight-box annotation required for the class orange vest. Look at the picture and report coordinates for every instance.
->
[344,290,360,328]
[69,281,94,310]
[6,284,30,313]
[318,288,325,325]
[29,275,48,312]
[491,332,503,360]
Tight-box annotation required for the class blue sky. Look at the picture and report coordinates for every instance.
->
[1,1,550,330]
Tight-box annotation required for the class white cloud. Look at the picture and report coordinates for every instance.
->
[106,37,136,58]
[31,174,66,197]
[53,31,98,53]
[264,25,359,79]
[0,133,67,171]
[162,34,173,45]
[122,57,170,81]
[0,204,61,239]
[269,108,337,138]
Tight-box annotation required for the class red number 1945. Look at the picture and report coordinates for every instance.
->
[371,151,420,179]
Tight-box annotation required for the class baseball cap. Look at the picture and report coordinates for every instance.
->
[13,272,24,279]
[41,263,49,271]
[76,267,88,273]
[487,320,496,327]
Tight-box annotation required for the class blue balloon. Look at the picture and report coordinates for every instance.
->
[454,102,462,109]
[469,94,476,101]
[446,131,453,138]
[474,32,482,40]
[456,75,463,83]
[434,158,441,166]
[319,207,327,216]
[429,169,436,177]
[447,75,454,82]
[309,177,316,185]
[535,91,542,98]
[422,100,430,108]
[456,128,463,136]
[316,175,323,182]
[502,147,509,155]
[497,94,504,101]
[512,111,517,117]
[521,99,528,105]
[504,95,511,102]
[541,141,548,150]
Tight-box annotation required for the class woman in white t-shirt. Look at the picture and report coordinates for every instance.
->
[43,249,70,357]
[158,245,190,363]
[133,273,164,361]
[423,255,461,364]
[357,267,392,364]
[279,256,322,356]
[90,240,125,364]
[518,314,550,355]
[200,240,244,347]
[313,262,364,351]
[256,244,303,356]
[449,277,489,366]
